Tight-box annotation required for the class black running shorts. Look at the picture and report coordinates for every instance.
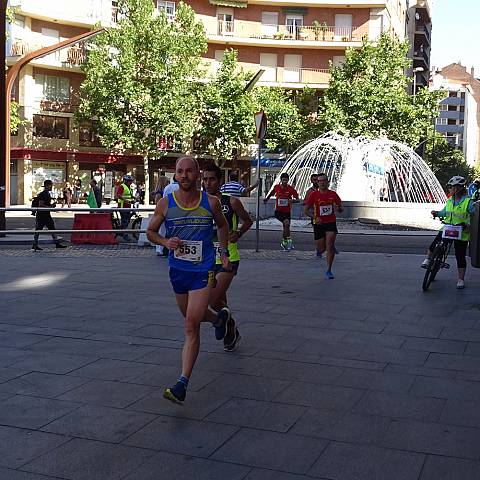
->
[274,210,291,223]
[313,222,338,240]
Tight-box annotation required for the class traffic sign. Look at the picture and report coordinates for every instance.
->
[254,111,267,140]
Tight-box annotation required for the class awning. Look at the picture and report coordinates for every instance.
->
[209,0,247,7]
[282,7,308,15]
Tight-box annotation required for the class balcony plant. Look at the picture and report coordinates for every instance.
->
[313,21,328,41]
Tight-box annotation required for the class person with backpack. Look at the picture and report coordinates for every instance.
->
[32,180,67,251]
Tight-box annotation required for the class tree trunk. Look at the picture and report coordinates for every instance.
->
[144,155,150,206]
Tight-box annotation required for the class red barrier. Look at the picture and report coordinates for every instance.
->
[71,213,117,245]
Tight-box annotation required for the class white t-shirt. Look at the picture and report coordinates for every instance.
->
[156,182,179,252]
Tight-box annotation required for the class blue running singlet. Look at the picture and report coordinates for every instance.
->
[165,191,215,272]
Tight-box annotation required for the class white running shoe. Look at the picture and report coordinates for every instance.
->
[456,279,465,289]
[420,258,431,269]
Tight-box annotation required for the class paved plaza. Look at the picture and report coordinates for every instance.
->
[1,245,480,479]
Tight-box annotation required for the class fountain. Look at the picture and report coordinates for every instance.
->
[267,133,447,204]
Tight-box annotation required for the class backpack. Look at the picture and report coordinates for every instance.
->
[31,196,39,216]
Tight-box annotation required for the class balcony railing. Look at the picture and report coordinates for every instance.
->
[213,20,371,42]
[9,37,86,67]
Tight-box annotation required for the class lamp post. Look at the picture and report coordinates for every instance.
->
[1,25,105,233]
[413,66,425,100]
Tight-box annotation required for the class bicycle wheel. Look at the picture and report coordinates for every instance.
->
[422,247,444,291]
[131,217,142,240]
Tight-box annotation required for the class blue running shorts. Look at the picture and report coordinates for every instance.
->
[169,268,214,295]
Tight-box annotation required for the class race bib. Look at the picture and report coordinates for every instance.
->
[442,224,462,239]
[277,198,289,207]
[319,204,333,216]
[213,241,221,262]
[174,240,203,262]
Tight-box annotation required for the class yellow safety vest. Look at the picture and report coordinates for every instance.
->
[117,183,133,208]
[443,196,472,241]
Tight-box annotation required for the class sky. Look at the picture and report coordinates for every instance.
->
[430,0,480,77]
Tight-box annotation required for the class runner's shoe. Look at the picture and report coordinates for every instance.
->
[163,382,186,404]
[224,328,241,352]
[316,250,323,258]
[281,240,288,251]
[325,270,335,280]
[288,239,294,250]
[214,307,231,340]
[420,258,431,269]
[456,279,465,289]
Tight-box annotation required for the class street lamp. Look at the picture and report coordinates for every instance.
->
[413,67,425,100]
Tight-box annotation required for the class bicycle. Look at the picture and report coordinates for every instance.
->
[422,219,454,291]
[111,204,143,241]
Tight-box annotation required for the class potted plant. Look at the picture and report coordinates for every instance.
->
[312,20,321,41]
[321,21,328,40]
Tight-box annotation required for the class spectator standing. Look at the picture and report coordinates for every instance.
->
[73,177,82,203]
[61,182,72,208]
[32,180,67,251]
[220,171,258,197]
[90,179,102,209]
[116,175,135,240]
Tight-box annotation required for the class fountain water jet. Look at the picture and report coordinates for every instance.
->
[268,133,447,204]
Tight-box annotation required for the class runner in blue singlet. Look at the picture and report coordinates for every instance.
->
[147,156,231,404]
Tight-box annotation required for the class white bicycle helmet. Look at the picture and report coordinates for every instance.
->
[447,175,466,187]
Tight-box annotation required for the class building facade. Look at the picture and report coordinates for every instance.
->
[6,0,408,204]
[431,63,480,167]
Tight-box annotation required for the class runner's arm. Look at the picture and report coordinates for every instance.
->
[304,204,314,219]
[209,196,231,269]
[230,197,253,243]
[146,197,181,250]
[335,194,344,213]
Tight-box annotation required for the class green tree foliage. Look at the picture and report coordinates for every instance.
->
[317,33,443,147]
[76,0,207,200]
[6,7,22,134]
[253,87,305,152]
[424,134,475,187]
[197,49,255,164]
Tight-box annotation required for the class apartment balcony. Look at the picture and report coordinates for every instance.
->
[9,0,116,27]
[8,36,86,70]
[202,18,376,49]
[415,23,431,44]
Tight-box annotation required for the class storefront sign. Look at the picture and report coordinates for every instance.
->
[104,171,114,198]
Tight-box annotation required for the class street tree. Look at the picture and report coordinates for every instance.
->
[6,7,22,134]
[76,0,207,202]
[317,33,442,147]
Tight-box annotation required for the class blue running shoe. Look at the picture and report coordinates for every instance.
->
[214,307,230,340]
[163,382,186,404]
[325,270,335,280]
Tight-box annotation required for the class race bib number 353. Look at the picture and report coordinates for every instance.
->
[174,240,203,263]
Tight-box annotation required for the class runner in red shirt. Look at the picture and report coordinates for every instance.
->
[264,173,299,250]
[304,173,343,279]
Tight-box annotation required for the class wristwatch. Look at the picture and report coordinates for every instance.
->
[218,246,230,257]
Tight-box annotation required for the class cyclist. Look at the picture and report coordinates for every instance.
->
[116,174,135,241]
[421,175,475,289]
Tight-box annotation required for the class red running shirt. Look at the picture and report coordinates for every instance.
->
[305,189,342,224]
[273,184,299,212]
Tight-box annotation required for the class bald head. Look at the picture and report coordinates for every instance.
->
[175,156,200,192]
[176,156,199,172]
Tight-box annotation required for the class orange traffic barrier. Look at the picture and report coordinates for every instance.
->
[71,213,117,245]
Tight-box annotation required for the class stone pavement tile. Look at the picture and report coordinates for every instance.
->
[244,469,314,480]
[21,438,154,480]
[0,468,62,480]
[353,391,445,422]
[308,441,425,480]
[129,324,185,341]
[402,337,467,354]
[85,333,182,349]
[200,372,291,402]
[383,323,443,338]
[291,410,391,445]
[419,315,478,329]
[440,399,480,428]
[327,319,388,334]
[9,326,91,339]
[196,353,268,376]
[127,388,230,421]
[211,428,328,475]
[205,398,307,432]
[237,335,304,354]
[124,415,238,457]
[128,364,220,392]
[464,342,480,356]
[0,347,28,368]
[409,376,480,401]
[424,353,480,373]
[268,304,370,322]
[35,318,145,336]
[1,372,89,398]
[122,450,250,480]
[420,455,480,480]
[0,332,49,348]
[41,404,156,443]
[0,366,30,383]
[400,305,455,317]
[382,419,480,459]
[276,381,365,412]
[25,337,156,362]
[0,425,70,469]
[0,395,79,429]
[440,327,480,342]
[69,358,157,382]
[287,326,346,343]
[58,380,156,409]
[132,346,182,367]
[8,351,98,374]
[335,369,415,394]
[341,332,406,349]
[384,363,458,379]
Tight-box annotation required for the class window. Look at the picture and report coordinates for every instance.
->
[35,74,70,102]
[460,105,465,112]
[460,91,466,99]
[79,122,102,147]
[439,104,448,111]
[157,1,175,21]
[217,8,234,35]
[260,53,277,82]
[459,118,465,125]
[448,105,457,112]
[33,115,69,139]
[447,118,457,126]
[448,91,458,98]
[436,118,447,125]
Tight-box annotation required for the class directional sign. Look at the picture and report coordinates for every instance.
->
[254,111,267,141]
